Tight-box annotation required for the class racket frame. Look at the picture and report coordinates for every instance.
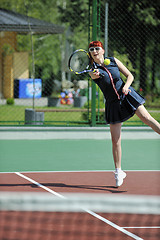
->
[68,49,93,75]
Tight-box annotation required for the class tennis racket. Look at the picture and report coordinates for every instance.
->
[68,49,104,77]
[68,49,93,74]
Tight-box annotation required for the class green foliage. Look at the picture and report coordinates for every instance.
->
[58,0,88,32]
[2,44,15,56]
[79,89,87,96]
[101,0,160,95]
[58,0,89,51]
[129,1,160,26]
[113,51,137,81]
[6,98,14,105]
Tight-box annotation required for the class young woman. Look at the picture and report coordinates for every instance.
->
[88,41,160,187]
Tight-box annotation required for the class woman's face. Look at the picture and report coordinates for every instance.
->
[89,46,105,63]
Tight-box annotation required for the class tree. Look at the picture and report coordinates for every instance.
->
[100,0,160,95]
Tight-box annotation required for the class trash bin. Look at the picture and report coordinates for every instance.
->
[25,109,44,125]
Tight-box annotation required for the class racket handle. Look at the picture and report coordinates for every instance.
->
[99,73,105,78]
[92,69,104,78]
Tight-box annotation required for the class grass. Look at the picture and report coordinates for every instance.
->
[0,104,159,126]
[0,105,85,125]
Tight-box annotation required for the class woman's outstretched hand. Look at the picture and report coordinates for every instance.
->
[89,69,101,79]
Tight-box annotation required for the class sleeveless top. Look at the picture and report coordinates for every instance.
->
[93,57,145,124]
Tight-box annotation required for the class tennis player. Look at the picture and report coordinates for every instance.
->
[89,41,160,187]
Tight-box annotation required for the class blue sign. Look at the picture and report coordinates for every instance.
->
[15,79,42,98]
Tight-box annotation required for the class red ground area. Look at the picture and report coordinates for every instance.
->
[0,171,159,240]
[0,171,159,195]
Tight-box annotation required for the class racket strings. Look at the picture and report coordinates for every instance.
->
[70,51,90,73]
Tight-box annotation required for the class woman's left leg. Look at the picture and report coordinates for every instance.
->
[135,105,160,134]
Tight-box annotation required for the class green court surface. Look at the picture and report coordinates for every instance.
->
[0,139,159,172]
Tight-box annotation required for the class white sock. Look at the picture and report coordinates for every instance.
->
[115,168,121,173]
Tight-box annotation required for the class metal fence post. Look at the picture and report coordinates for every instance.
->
[91,0,97,126]
[105,1,109,57]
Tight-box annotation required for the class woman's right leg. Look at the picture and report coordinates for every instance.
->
[110,123,126,187]
[110,123,122,169]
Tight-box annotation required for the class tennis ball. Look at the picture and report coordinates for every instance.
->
[104,58,110,65]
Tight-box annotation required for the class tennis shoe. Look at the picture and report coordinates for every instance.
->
[115,170,126,187]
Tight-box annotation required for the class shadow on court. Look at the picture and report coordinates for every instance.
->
[0,182,127,194]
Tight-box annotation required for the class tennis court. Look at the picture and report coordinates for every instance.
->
[0,127,160,239]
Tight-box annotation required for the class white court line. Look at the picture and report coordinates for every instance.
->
[124,227,160,229]
[15,172,143,240]
[15,172,66,199]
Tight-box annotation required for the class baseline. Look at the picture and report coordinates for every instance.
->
[0,126,159,140]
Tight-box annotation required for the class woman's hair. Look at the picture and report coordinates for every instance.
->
[88,41,104,50]
[88,41,104,64]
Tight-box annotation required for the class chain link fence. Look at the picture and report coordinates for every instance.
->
[0,0,159,126]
